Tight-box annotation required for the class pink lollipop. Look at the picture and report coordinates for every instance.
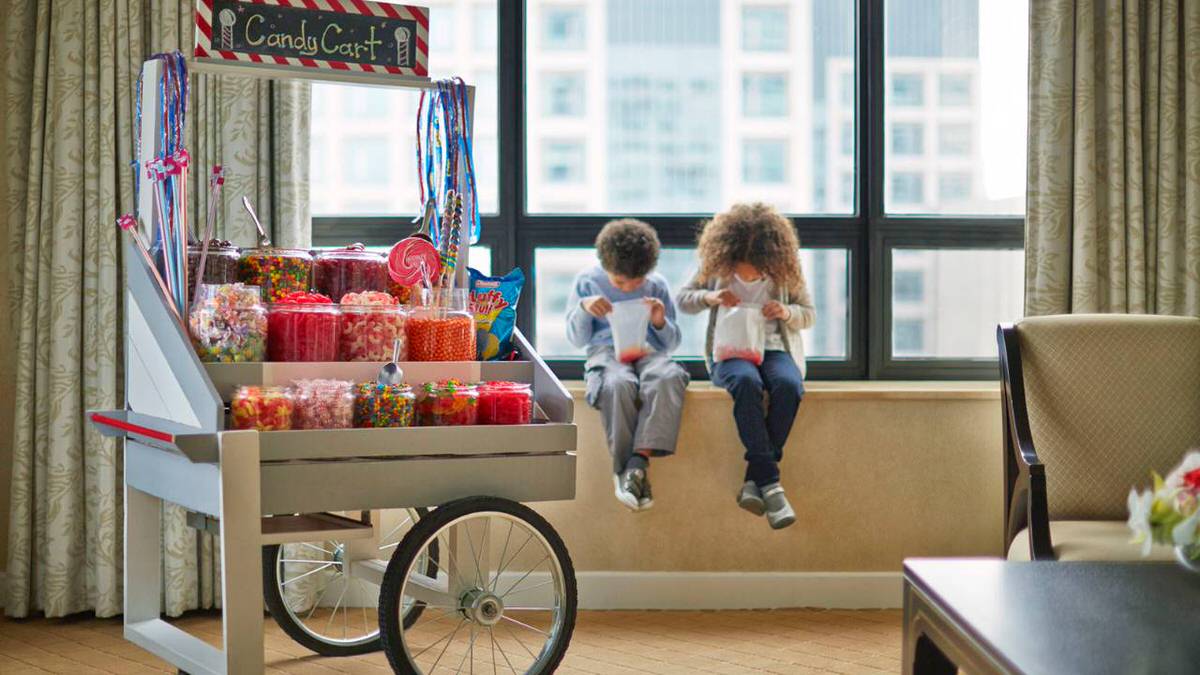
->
[388,237,441,286]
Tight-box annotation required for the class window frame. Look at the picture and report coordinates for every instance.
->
[311,0,1023,381]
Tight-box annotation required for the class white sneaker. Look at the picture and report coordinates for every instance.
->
[613,471,642,511]
[761,483,796,530]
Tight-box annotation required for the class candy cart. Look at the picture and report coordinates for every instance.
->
[87,5,579,672]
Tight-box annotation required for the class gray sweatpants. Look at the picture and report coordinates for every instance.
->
[584,347,689,474]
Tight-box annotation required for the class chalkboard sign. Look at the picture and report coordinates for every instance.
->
[194,0,429,81]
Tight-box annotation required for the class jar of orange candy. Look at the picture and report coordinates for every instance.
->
[408,288,476,361]
[416,379,478,426]
[477,381,533,425]
[230,386,294,431]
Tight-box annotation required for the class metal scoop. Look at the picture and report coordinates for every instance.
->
[377,338,405,386]
[242,196,271,248]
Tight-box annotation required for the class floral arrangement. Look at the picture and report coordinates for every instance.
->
[1127,451,1200,558]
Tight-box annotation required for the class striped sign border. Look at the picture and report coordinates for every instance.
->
[194,0,429,78]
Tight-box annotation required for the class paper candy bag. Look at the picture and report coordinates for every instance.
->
[610,299,652,364]
[713,303,766,366]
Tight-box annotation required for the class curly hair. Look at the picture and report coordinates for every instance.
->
[695,202,801,289]
[595,218,660,278]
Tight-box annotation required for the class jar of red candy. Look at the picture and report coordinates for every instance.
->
[268,292,340,362]
[477,381,534,425]
[313,244,389,301]
[353,382,416,427]
[189,283,267,363]
[291,379,354,429]
[186,240,240,305]
[417,380,478,426]
[238,247,313,303]
[339,291,407,361]
[230,386,294,431]
[408,288,477,362]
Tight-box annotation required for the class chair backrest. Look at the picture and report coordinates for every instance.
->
[1018,314,1200,520]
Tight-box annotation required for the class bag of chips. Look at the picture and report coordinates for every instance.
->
[469,267,525,360]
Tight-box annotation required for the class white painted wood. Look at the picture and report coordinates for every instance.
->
[125,441,220,516]
[124,479,162,625]
[191,58,433,88]
[217,432,265,673]
[137,60,161,241]
[126,619,225,675]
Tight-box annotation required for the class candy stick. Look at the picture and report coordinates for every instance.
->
[193,165,225,307]
[117,214,182,324]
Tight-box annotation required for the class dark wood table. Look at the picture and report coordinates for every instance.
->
[903,559,1200,674]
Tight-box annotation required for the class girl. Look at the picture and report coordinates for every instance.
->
[677,203,816,530]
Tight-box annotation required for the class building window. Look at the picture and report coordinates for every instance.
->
[343,138,388,186]
[743,140,787,184]
[939,73,972,106]
[891,173,924,204]
[543,6,585,50]
[893,319,926,356]
[938,173,972,202]
[892,123,924,155]
[840,172,854,207]
[742,73,789,117]
[891,74,924,106]
[938,123,971,156]
[543,72,585,117]
[893,269,924,303]
[840,122,855,155]
[543,141,585,183]
[473,3,498,52]
[841,71,855,107]
[742,6,789,52]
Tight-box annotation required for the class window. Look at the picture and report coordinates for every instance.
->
[894,269,924,303]
[742,6,789,52]
[543,73,585,116]
[893,319,926,356]
[939,73,972,106]
[938,173,972,202]
[473,4,498,52]
[742,73,789,117]
[891,74,923,106]
[543,6,585,49]
[892,123,924,155]
[543,141,585,183]
[939,123,972,156]
[840,123,855,155]
[742,140,787,184]
[343,139,388,187]
[892,173,924,204]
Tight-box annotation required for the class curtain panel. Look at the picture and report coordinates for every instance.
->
[3,0,309,618]
[1026,0,1200,316]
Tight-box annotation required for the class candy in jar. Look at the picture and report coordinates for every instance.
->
[230,386,294,431]
[353,382,416,428]
[339,291,407,361]
[238,247,313,303]
[416,380,478,426]
[408,289,476,362]
[291,379,354,429]
[477,381,533,425]
[188,283,267,362]
[313,244,389,301]
[268,292,340,362]
[187,240,240,305]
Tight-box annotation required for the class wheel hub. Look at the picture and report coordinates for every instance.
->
[461,589,504,626]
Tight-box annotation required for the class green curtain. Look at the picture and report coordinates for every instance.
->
[1026,0,1200,316]
[3,1,309,618]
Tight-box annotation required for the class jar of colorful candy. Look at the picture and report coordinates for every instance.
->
[230,386,294,431]
[291,379,354,429]
[477,381,534,425]
[408,289,477,361]
[387,280,417,305]
[353,382,416,428]
[339,291,407,361]
[186,240,240,305]
[268,292,340,362]
[417,380,479,426]
[238,247,313,303]
[188,283,267,362]
[313,244,389,301]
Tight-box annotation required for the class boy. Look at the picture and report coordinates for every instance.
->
[566,219,689,511]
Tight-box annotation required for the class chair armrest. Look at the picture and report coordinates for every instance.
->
[997,324,1054,560]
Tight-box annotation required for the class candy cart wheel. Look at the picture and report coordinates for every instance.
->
[378,497,577,674]
[263,508,438,657]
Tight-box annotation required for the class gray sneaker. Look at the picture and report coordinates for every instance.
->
[737,481,765,516]
[761,483,796,530]
[614,469,644,511]
[638,475,654,511]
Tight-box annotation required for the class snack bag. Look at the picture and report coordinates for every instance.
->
[713,303,766,366]
[469,267,524,360]
[609,299,652,364]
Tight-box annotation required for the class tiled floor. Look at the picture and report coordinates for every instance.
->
[0,608,902,674]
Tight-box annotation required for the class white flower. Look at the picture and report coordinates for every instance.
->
[1173,508,1200,547]
[1127,488,1155,557]
[1164,450,1200,491]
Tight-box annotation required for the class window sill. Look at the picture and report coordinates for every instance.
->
[562,380,1000,401]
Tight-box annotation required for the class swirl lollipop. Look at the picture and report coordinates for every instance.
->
[219,8,236,50]
[388,237,440,287]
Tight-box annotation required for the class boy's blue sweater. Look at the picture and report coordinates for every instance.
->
[565,266,682,355]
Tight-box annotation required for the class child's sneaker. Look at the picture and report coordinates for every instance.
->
[761,483,796,530]
[736,481,765,516]
[638,475,654,511]
[614,469,645,511]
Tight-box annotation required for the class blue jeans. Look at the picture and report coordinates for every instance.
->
[712,351,805,487]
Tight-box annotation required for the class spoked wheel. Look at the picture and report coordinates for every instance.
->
[379,497,577,674]
[263,508,436,656]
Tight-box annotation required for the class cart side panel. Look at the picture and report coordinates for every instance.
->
[515,328,574,424]
[125,440,221,517]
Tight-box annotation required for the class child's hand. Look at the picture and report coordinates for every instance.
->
[763,301,791,321]
[706,289,740,307]
[581,295,613,318]
[644,297,667,329]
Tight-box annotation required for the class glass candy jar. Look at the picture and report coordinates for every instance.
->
[238,247,313,303]
[477,381,533,425]
[339,291,407,361]
[313,244,389,301]
[291,379,355,430]
[353,382,417,428]
[408,288,476,362]
[268,292,340,362]
[188,283,267,363]
[186,240,240,305]
[417,380,478,426]
[231,386,294,431]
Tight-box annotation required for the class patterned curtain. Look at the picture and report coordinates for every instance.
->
[1026,0,1200,316]
[3,1,309,618]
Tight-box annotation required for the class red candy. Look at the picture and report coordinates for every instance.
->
[313,244,389,301]
[340,292,407,361]
[714,347,764,366]
[230,386,294,431]
[416,380,478,426]
[618,348,650,364]
[268,292,340,362]
[477,381,533,425]
[291,379,354,429]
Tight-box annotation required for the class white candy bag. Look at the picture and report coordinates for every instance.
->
[609,299,652,363]
[713,303,766,366]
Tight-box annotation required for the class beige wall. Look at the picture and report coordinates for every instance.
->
[535,384,1004,573]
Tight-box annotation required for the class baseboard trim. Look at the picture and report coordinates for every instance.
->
[0,570,6,609]
[573,571,901,610]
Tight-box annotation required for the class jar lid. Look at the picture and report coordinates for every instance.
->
[235,385,291,397]
[479,381,531,392]
[421,379,478,396]
[240,247,313,260]
[274,291,334,305]
[195,283,263,308]
[316,243,384,261]
[189,239,239,253]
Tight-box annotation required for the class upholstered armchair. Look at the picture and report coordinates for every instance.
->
[998,314,1200,561]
